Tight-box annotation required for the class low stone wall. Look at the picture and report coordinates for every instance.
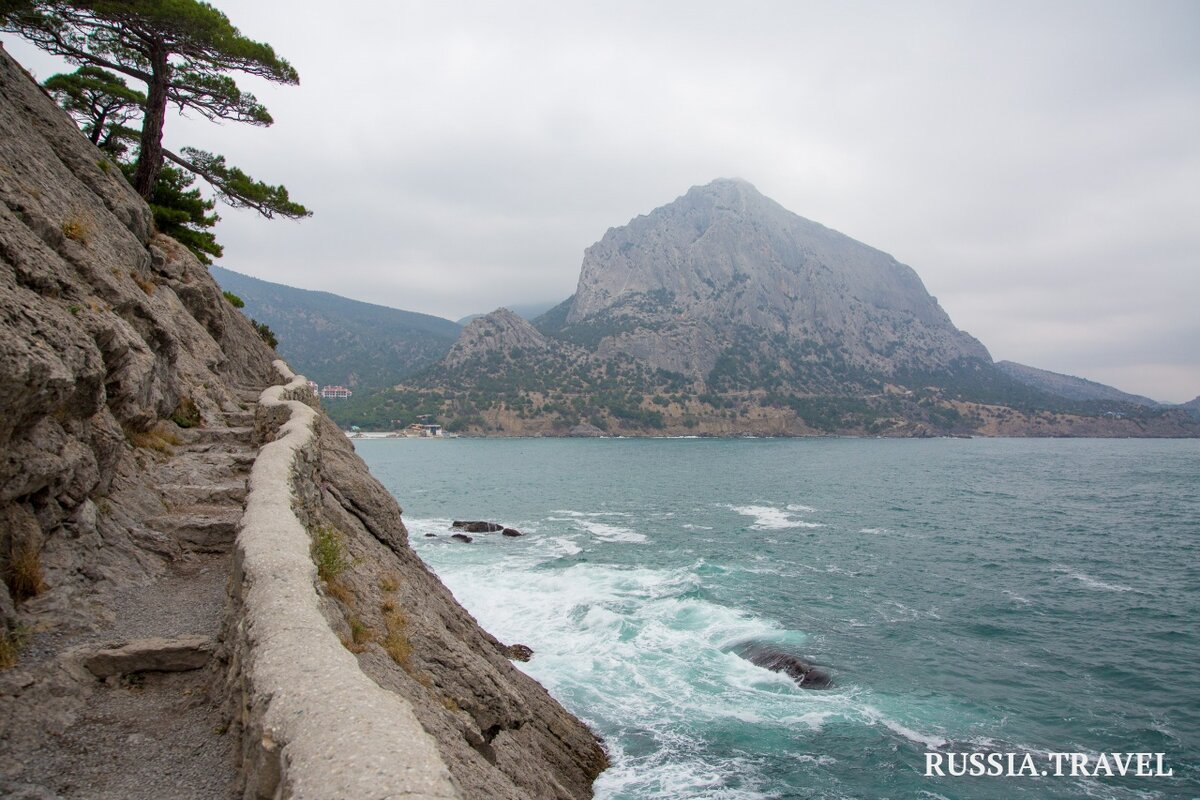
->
[227,361,459,799]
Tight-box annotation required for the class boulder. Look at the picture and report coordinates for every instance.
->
[501,527,523,537]
[450,533,473,544]
[452,521,502,533]
[730,641,832,689]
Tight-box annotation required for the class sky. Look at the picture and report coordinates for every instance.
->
[4,1,1198,402]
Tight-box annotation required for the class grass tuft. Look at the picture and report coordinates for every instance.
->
[170,396,202,429]
[126,427,179,454]
[3,542,46,602]
[382,608,412,666]
[61,214,92,243]
[0,626,29,670]
[129,270,156,296]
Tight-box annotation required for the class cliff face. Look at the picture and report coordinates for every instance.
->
[0,41,604,799]
[0,40,275,641]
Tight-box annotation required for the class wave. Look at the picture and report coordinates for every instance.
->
[548,514,648,543]
[727,504,823,530]
[860,705,949,749]
[1050,565,1134,593]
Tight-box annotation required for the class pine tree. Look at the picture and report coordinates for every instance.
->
[2,0,309,219]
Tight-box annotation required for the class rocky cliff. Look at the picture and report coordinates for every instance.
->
[0,41,604,799]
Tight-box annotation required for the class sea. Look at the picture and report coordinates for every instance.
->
[357,437,1199,800]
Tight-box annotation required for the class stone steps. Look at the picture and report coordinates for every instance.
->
[146,505,241,552]
[158,479,248,508]
[178,425,255,447]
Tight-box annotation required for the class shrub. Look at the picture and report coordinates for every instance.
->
[310,526,348,583]
[170,396,202,429]
[222,291,244,308]
[251,319,277,349]
[344,616,373,653]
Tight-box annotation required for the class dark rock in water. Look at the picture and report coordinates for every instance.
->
[424,533,438,537]
[502,527,523,537]
[450,533,474,543]
[731,641,832,689]
[452,520,503,533]
[504,643,534,661]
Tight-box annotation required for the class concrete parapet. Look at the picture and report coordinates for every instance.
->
[228,360,459,799]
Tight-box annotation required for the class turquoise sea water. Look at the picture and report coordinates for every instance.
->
[357,438,1200,800]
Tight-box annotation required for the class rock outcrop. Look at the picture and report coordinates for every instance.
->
[443,307,556,369]
[730,640,832,689]
[0,40,605,799]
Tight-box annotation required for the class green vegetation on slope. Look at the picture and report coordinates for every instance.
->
[209,267,461,422]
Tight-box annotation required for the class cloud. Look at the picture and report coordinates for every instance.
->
[4,0,1197,401]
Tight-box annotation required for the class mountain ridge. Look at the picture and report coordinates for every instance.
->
[386,180,1197,437]
[210,265,460,391]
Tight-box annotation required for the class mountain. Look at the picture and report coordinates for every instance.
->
[548,178,989,383]
[210,266,460,390]
[995,361,1161,406]
[455,301,558,326]
[395,180,1199,437]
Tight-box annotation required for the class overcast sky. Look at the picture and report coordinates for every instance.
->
[5,1,1198,401]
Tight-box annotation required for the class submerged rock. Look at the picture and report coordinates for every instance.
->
[502,527,523,537]
[450,533,473,543]
[452,520,502,533]
[730,641,832,689]
[503,643,534,661]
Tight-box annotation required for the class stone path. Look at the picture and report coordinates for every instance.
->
[8,395,260,800]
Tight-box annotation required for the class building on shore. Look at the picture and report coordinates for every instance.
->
[319,385,353,399]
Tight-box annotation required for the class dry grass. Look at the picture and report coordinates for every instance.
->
[3,542,46,601]
[62,214,93,243]
[129,270,156,296]
[0,626,28,670]
[126,427,180,454]
[378,571,402,593]
[382,609,412,666]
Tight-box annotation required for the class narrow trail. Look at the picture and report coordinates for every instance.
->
[14,393,260,800]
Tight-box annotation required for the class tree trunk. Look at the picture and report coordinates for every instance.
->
[88,111,104,146]
[133,42,169,198]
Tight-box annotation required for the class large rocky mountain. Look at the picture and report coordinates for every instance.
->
[400,180,1198,437]
[548,178,988,382]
